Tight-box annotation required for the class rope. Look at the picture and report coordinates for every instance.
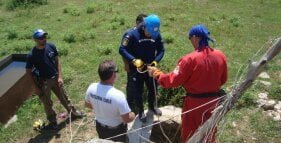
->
[104,95,226,141]
[153,79,172,143]
[136,67,148,73]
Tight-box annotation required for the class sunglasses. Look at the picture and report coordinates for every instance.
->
[36,36,47,40]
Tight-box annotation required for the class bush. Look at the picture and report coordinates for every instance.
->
[9,40,33,53]
[97,47,112,56]
[158,87,185,107]
[88,31,96,39]
[229,16,240,27]
[6,0,48,10]
[7,30,18,40]
[236,92,257,108]
[163,33,175,44]
[63,6,80,16]
[58,48,69,56]
[109,22,119,30]
[86,5,96,14]
[63,33,76,43]
[111,15,125,26]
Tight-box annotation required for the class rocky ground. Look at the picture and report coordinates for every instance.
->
[256,72,281,122]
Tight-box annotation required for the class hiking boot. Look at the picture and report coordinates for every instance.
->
[139,112,147,123]
[150,107,162,116]
[44,122,58,130]
[70,111,85,120]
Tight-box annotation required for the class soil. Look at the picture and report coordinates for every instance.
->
[16,112,97,143]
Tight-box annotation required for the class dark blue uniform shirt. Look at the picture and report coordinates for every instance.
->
[26,42,59,79]
[119,25,165,67]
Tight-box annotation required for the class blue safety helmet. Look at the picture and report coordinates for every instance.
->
[144,14,160,39]
[33,29,48,39]
[188,24,214,50]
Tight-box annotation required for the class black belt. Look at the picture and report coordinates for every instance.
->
[42,76,56,81]
[96,120,124,129]
[186,89,226,98]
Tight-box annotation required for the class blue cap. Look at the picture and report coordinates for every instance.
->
[144,14,160,39]
[33,29,48,39]
[188,24,214,50]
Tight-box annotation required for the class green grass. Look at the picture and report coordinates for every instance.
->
[0,0,281,142]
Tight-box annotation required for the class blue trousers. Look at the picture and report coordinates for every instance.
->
[126,72,157,114]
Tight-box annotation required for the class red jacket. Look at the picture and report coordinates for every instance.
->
[158,47,227,94]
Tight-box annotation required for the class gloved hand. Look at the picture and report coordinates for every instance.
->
[150,61,158,67]
[132,59,144,68]
[148,66,163,79]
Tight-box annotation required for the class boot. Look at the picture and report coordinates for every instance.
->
[149,107,162,116]
[70,110,85,120]
[44,121,58,130]
[139,112,147,123]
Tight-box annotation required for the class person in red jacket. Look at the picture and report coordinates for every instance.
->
[148,24,227,143]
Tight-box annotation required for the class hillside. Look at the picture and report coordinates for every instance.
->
[0,0,281,142]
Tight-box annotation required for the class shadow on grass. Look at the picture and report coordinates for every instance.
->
[27,118,73,143]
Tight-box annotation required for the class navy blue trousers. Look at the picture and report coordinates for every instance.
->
[126,72,157,114]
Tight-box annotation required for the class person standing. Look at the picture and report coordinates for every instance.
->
[122,13,147,73]
[26,29,84,130]
[85,60,135,142]
[148,24,227,143]
[119,14,165,122]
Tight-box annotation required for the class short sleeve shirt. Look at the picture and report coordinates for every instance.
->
[26,43,58,78]
[85,83,131,127]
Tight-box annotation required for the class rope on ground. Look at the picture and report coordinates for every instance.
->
[69,111,73,143]
[104,95,226,141]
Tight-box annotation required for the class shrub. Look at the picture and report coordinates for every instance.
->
[86,5,96,14]
[63,6,80,16]
[229,16,240,27]
[97,47,112,56]
[158,87,185,107]
[9,40,33,53]
[6,0,48,10]
[7,30,18,40]
[109,22,119,30]
[236,92,257,108]
[88,31,96,39]
[163,33,175,44]
[58,48,69,56]
[111,15,125,26]
[63,33,76,43]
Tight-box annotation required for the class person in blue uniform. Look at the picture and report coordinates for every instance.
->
[122,14,147,73]
[119,14,165,122]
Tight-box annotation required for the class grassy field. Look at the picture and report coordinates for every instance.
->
[0,0,281,142]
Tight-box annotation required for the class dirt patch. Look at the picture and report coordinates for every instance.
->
[17,112,97,143]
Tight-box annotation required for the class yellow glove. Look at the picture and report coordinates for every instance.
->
[150,61,158,67]
[33,119,45,130]
[132,59,144,68]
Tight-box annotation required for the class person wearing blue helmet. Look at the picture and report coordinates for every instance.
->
[148,24,227,142]
[26,29,84,130]
[122,14,147,73]
[119,14,165,122]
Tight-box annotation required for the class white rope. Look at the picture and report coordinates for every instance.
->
[104,95,226,141]
[153,79,172,143]
[69,111,73,143]
[136,67,148,73]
